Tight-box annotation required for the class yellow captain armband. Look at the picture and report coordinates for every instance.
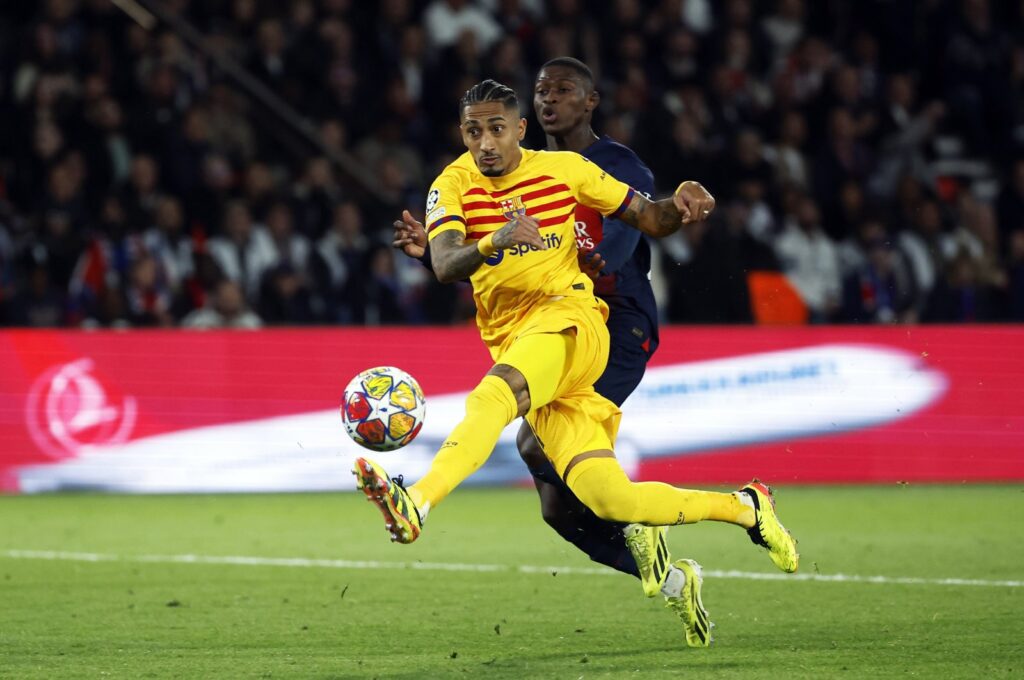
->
[476,232,498,257]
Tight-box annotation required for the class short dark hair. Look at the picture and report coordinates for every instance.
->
[539,57,594,90]
[459,79,518,115]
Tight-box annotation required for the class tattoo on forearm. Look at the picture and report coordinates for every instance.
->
[490,220,516,249]
[654,199,682,236]
[431,230,486,282]
[618,194,682,238]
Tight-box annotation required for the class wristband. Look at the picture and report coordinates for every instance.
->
[476,232,498,257]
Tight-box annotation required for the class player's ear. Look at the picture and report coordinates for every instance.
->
[586,89,600,113]
[517,117,527,140]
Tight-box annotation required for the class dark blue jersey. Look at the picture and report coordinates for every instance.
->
[575,135,660,356]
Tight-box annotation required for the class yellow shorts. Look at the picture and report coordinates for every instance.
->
[493,296,622,479]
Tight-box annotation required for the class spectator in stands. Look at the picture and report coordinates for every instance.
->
[925,248,997,322]
[423,0,502,54]
[164,106,212,199]
[360,243,407,325]
[264,200,311,271]
[120,154,162,231]
[313,200,369,323]
[143,195,193,296]
[291,157,342,239]
[762,0,805,71]
[241,162,279,222]
[943,0,1014,156]
[8,259,66,327]
[725,129,774,204]
[765,109,810,191]
[259,263,318,325]
[182,279,262,329]
[80,95,133,205]
[207,200,276,299]
[896,199,950,319]
[123,253,175,327]
[813,108,873,236]
[248,19,289,90]
[841,221,917,324]
[775,193,841,321]
[870,73,945,200]
[830,179,867,243]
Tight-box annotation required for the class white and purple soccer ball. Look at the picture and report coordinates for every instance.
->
[341,366,426,452]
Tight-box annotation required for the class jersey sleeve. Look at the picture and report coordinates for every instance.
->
[425,171,467,241]
[565,152,637,219]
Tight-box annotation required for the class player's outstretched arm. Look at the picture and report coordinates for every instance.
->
[431,214,548,283]
[617,181,716,238]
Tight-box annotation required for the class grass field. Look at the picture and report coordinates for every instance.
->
[1,485,1022,679]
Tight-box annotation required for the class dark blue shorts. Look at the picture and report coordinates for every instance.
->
[529,306,656,486]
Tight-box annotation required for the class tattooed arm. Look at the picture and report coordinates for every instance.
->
[429,231,485,283]
[430,215,547,283]
[616,181,716,238]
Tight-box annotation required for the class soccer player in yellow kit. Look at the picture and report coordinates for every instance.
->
[354,80,798,580]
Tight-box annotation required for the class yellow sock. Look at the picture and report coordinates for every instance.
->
[566,457,755,527]
[705,490,755,527]
[410,375,518,510]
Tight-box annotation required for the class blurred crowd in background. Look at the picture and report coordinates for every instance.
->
[1,0,1024,328]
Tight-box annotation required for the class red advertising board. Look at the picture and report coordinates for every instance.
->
[0,326,1020,493]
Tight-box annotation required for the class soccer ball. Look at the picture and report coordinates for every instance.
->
[341,366,426,451]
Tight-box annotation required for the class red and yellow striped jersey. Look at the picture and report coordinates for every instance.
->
[425,148,635,353]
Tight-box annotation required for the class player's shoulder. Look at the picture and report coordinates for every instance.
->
[586,136,650,173]
[430,153,478,201]
[436,152,476,181]
[585,136,654,192]
[529,148,591,169]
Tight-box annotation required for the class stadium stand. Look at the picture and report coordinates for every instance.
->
[1,0,1022,327]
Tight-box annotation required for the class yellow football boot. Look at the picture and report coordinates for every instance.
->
[665,559,712,648]
[353,457,422,544]
[741,480,799,573]
[623,523,670,597]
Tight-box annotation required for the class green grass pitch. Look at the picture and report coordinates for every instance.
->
[1,485,1022,679]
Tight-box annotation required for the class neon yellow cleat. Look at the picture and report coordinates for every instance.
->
[665,559,712,648]
[353,457,422,544]
[741,479,799,573]
[623,524,670,598]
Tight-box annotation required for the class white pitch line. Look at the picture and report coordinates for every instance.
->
[2,549,1022,588]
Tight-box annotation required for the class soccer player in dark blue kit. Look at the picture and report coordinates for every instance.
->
[392,58,717,647]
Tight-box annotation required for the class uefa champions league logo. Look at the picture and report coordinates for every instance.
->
[25,359,137,460]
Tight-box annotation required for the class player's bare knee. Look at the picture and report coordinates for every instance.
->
[516,422,547,469]
[487,364,531,416]
[537,483,567,530]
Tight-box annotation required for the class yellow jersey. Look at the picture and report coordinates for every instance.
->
[425,148,637,353]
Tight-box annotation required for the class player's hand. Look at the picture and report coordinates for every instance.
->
[578,250,605,280]
[392,209,427,259]
[674,181,716,225]
[493,214,547,250]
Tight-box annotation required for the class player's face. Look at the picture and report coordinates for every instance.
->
[534,67,597,137]
[460,102,526,177]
